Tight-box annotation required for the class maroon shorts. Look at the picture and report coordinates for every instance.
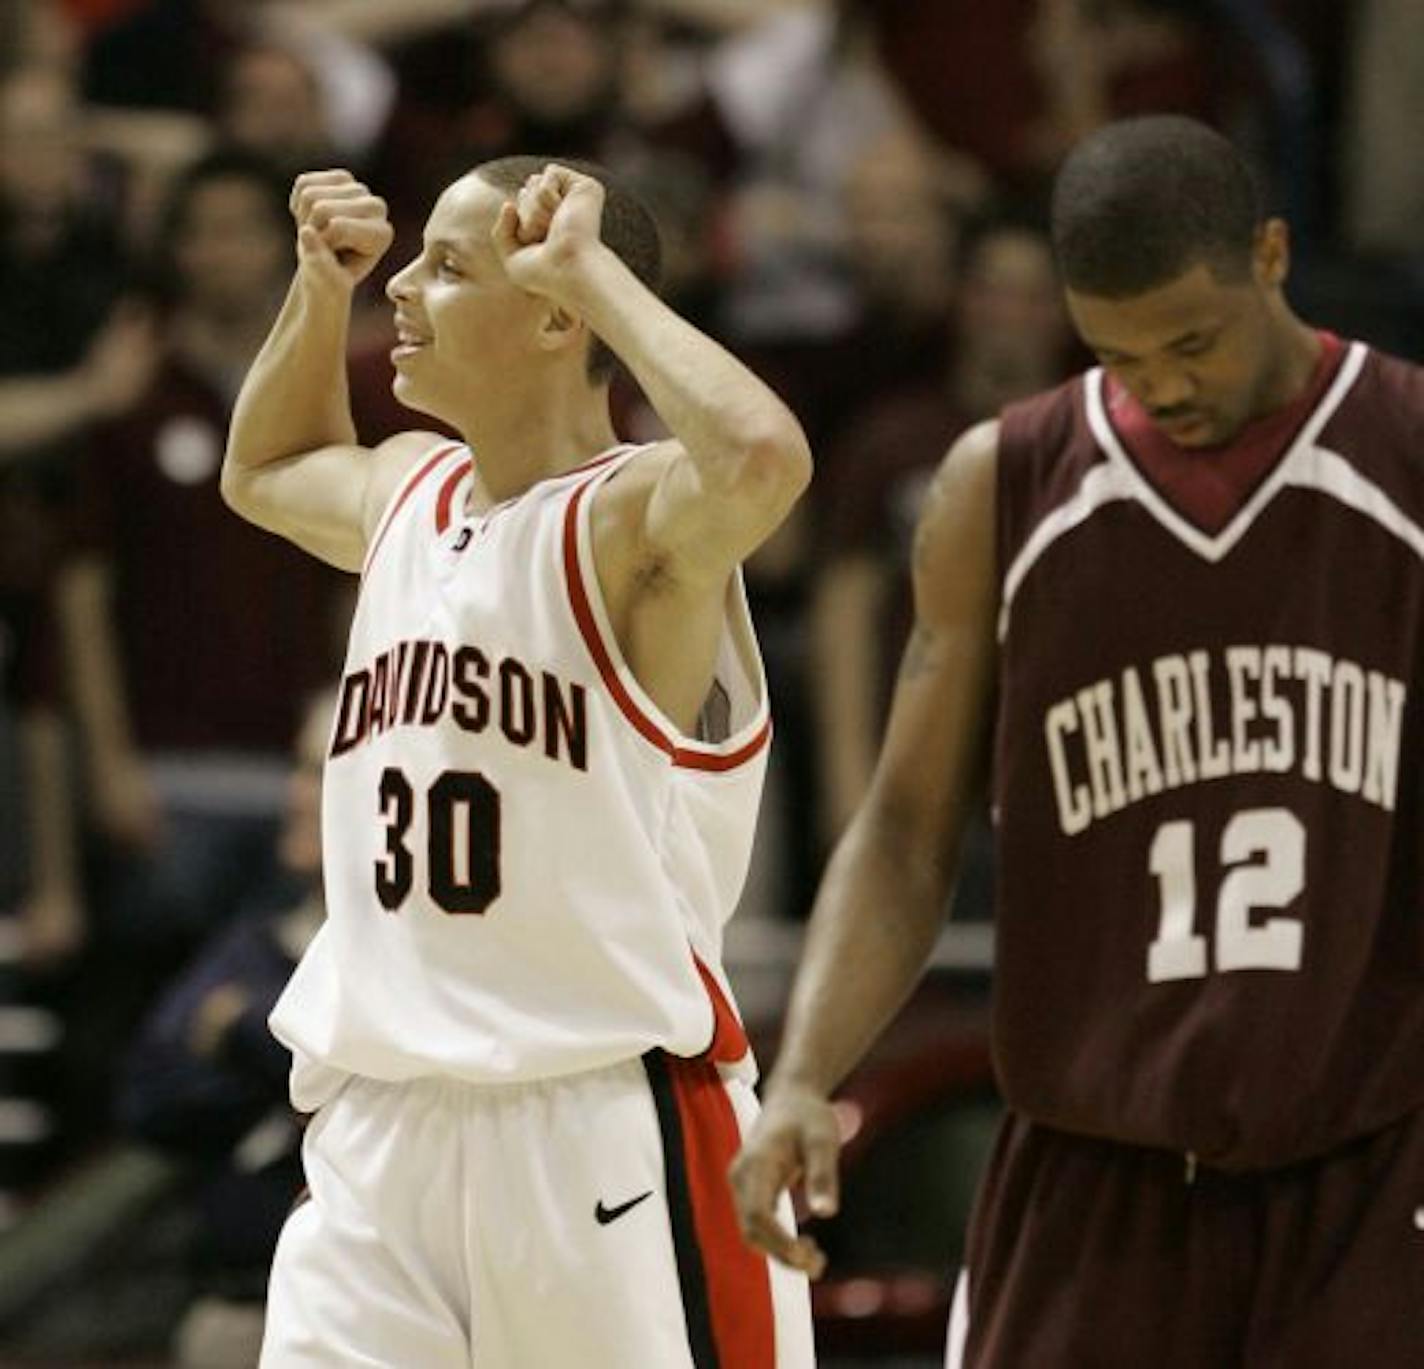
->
[955,1107,1424,1368]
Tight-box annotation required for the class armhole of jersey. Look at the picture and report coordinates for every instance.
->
[361,440,467,579]
[560,455,772,773]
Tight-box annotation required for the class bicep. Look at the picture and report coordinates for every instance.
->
[641,436,811,583]
[222,431,443,573]
[864,423,1000,864]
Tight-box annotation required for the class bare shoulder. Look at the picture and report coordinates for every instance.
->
[911,420,1000,610]
[596,440,680,506]
[360,429,460,539]
[585,439,679,564]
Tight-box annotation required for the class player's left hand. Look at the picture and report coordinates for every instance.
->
[491,164,606,299]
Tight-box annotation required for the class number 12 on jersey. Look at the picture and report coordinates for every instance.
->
[1146,807,1305,982]
[376,767,502,915]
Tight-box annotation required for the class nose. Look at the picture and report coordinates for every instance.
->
[386,258,417,303]
[1137,359,1197,413]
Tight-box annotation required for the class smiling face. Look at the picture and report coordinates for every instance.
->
[1065,225,1290,448]
[384,174,553,423]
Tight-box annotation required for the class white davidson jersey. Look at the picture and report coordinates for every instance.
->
[270,443,770,1107]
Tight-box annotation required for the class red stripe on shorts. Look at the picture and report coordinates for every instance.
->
[667,1055,776,1369]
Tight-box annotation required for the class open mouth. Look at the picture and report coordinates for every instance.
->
[393,317,431,360]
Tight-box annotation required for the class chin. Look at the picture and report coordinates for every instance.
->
[391,374,440,421]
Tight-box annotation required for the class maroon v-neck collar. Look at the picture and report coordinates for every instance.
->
[1103,331,1344,536]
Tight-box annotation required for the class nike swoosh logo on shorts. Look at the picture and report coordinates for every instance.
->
[595,1190,654,1225]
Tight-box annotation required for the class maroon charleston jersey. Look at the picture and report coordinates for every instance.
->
[991,339,1424,1171]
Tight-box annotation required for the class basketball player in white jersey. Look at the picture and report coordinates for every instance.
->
[221,156,816,1366]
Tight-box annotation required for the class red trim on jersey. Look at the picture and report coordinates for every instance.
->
[667,1056,776,1369]
[434,457,473,534]
[694,954,750,1063]
[364,444,462,576]
[566,447,629,480]
[561,474,772,771]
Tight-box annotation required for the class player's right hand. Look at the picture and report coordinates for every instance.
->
[290,170,394,291]
[729,1082,842,1279]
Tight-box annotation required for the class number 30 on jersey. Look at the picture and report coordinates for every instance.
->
[376,767,502,915]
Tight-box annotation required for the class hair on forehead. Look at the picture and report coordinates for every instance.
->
[471,155,662,382]
[1051,115,1262,299]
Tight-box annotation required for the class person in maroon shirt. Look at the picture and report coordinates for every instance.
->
[734,115,1424,1368]
[810,211,1072,845]
[59,151,346,951]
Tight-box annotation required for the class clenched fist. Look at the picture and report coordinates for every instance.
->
[290,170,395,291]
[491,163,607,302]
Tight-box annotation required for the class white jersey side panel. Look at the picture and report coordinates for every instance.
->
[270,444,770,1105]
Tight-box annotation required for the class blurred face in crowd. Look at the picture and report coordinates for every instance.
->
[0,68,84,222]
[959,227,1067,384]
[221,45,330,173]
[488,2,618,124]
[843,131,963,322]
[1065,224,1290,448]
[172,175,290,319]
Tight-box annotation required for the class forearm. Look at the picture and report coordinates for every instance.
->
[770,801,960,1098]
[225,273,356,480]
[637,0,817,32]
[0,373,101,458]
[568,248,808,488]
[274,0,478,46]
[19,709,81,902]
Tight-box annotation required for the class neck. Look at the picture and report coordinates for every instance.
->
[1251,307,1323,421]
[450,372,619,506]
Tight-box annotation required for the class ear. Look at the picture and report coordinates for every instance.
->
[1253,218,1291,290]
[534,303,586,357]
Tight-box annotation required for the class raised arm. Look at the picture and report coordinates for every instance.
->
[493,165,812,584]
[729,420,1001,1276]
[222,169,438,571]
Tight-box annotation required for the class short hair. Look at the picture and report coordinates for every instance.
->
[473,154,662,383]
[1050,116,1262,298]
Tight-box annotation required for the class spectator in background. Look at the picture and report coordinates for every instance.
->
[0,60,157,952]
[57,151,345,969]
[811,210,1072,844]
[707,1,912,436]
[215,40,340,184]
[374,0,736,283]
[373,0,632,232]
[838,123,987,404]
[121,687,333,1369]
[860,0,1230,195]
[1340,0,1424,263]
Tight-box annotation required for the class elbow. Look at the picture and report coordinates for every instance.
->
[736,414,813,513]
[219,455,253,518]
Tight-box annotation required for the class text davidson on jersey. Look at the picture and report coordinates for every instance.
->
[1044,645,1405,836]
[331,638,588,771]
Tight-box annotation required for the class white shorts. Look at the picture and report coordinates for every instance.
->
[260,1053,815,1367]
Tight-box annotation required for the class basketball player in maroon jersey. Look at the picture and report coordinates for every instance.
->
[733,114,1424,1367]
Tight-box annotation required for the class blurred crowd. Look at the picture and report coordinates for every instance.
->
[0,0,1419,1359]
